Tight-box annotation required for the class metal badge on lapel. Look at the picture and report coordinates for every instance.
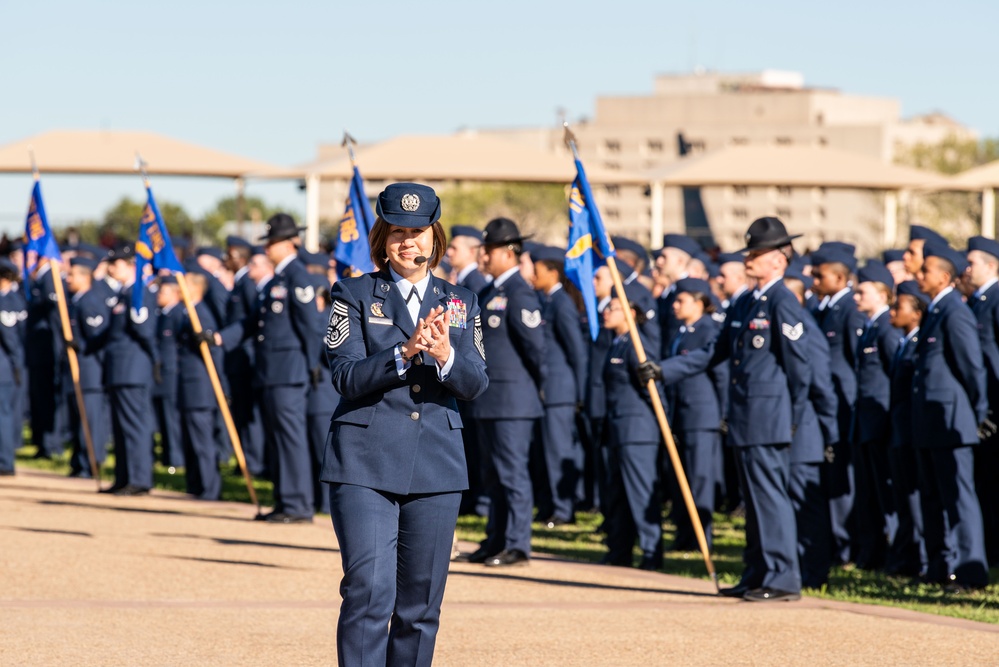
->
[446,299,467,328]
[370,302,384,317]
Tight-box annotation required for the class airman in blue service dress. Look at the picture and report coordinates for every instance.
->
[26,260,69,458]
[0,258,25,475]
[467,217,547,567]
[321,183,488,667]
[221,214,320,521]
[654,218,810,601]
[913,243,989,590]
[153,277,185,470]
[103,244,159,495]
[64,256,111,477]
[306,274,338,515]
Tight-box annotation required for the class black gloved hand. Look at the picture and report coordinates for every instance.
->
[824,445,836,464]
[66,339,81,354]
[310,366,322,389]
[636,360,662,385]
[977,417,998,441]
[718,419,729,436]
[13,367,21,386]
[153,362,163,385]
[195,330,217,347]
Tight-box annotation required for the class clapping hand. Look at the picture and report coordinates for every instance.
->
[402,305,451,365]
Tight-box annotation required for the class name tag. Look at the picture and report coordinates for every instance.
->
[610,357,624,364]
[368,316,393,325]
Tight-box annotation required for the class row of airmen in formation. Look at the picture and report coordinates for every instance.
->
[0,214,997,597]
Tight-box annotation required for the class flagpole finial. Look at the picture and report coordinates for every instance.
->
[28,146,39,181]
[134,152,150,186]
[562,122,580,161]
[342,131,357,166]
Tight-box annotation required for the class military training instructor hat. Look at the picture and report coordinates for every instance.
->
[258,213,306,243]
[376,183,441,228]
[737,216,801,253]
[482,217,532,247]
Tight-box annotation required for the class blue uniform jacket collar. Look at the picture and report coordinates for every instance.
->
[372,270,450,338]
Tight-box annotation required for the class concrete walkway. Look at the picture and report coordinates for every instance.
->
[1,470,996,666]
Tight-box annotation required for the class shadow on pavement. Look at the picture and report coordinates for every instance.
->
[449,568,720,598]
[162,555,299,570]
[0,526,93,538]
[149,532,338,554]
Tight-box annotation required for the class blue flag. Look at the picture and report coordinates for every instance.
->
[134,184,184,311]
[565,159,616,341]
[334,166,376,279]
[23,180,62,288]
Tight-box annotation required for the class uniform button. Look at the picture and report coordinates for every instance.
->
[913,370,919,375]
[410,412,419,421]
[733,360,740,366]
[257,335,264,342]
[413,384,421,393]
[731,379,737,385]
[258,321,264,327]
[414,356,423,365]
[913,388,918,394]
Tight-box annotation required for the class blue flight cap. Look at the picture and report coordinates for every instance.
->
[438,257,452,275]
[450,225,483,242]
[784,267,808,284]
[857,260,894,290]
[612,236,652,266]
[896,279,930,305]
[882,249,905,264]
[923,241,968,276]
[693,251,719,278]
[532,245,566,263]
[375,183,441,228]
[660,233,701,257]
[158,275,178,286]
[521,240,542,256]
[197,246,224,261]
[226,235,252,249]
[787,256,809,277]
[967,235,999,261]
[717,252,745,265]
[910,225,947,246]
[251,245,266,256]
[610,281,650,307]
[674,277,714,297]
[811,248,857,274]
[298,249,329,268]
[0,257,19,274]
[817,241,856,257]
[69,256,99,272]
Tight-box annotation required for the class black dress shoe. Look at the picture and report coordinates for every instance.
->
[0,469,15,477]
[263,512,312,524]
[719,583,751,598]
[100,484,126,494]
[743,587,801,602]
[541,516,574,529]
[484,549,529,567]
[113,485,150,497]
[599,553,632,567]
[454,546,497,564]
[638,555,662,571]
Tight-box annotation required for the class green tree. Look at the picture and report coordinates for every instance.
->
[201,195,281,238]
[437,182,570,243]
[68,196,195,246]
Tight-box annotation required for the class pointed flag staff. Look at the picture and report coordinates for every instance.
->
[562,123,718,592]
[24,153,101,489]
[333,131,376,279]
[134,154,260,514]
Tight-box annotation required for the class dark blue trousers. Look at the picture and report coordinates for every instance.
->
[308,412,331,514]
[737,444,801,593]
[541,404,582,522]
[479,418,535,555]
[852,440,898,570]
[603,443,662,564]
[229,359,266,476]
[262,384,313,517]
[29,362,66,457]
[789,461,831,587]
[329,483,460,667]
[824,439,855,565]
[918,446,988,587]
[887,446,925,576]
[68,390,109,476]
[153,394,183,468]
[0,382,17,471]
[109,385,154,489]
[973,436,999,566]
[672,430,719,551]
[183,408,221,500]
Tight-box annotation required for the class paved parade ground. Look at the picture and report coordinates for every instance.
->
[1,470,996,666]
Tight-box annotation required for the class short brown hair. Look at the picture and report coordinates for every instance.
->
[368,217,447,272]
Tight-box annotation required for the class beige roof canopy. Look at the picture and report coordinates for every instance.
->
[642,144,951,190]
[260,133,643,185]
[0,130,286,178]
[947,160,999,190]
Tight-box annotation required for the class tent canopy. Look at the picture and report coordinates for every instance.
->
[0,130,286,179]
[256,133,643,185]
[947,160,999,190]
[642,144,951,190]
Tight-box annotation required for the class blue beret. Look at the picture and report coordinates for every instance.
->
[532,245,566,263]
[197,247,224,261]
[882,249,905,264]
[910,225,947,246]
[896,280,929,305]
[923,242,968,276]
[376,183,441,228]
[661,233,700,257]
[817,241,856,257]
[717,252,745,265]
[674,277,714,297]
[226,235,252,249]
[812,248,858,273]
[69,256,99,271]
[968,235,999,260]
[857,260,894,290]
[612,236,651,264]
[450,225,483,242]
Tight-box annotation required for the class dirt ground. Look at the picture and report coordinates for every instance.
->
[1,470,996,666]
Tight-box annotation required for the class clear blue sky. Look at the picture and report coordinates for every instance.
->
[2,0,997,235]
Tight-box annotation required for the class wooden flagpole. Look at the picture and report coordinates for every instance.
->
[564,124,719,592]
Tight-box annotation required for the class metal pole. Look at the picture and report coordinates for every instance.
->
[564,123,718,591]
